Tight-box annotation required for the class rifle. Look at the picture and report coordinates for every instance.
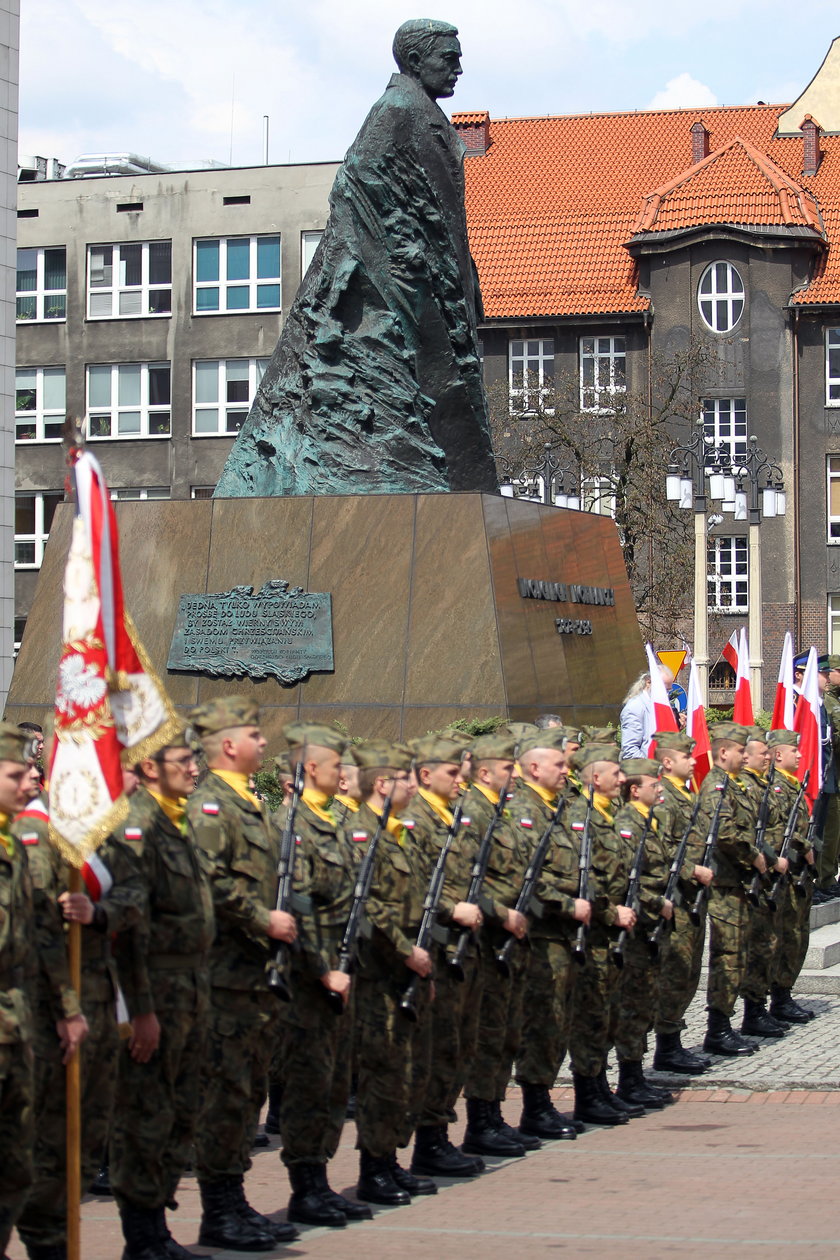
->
[449,767,516,981]
[325,784,395,1014]
[767,770,810,908]
[611,809,653,969]
[648,792,702,959]
[267,757,305,1000]
[496,795,567,977]
[399,799,464,1022]
[571,784,596,965]
[688,775,730,927]
[747,764,776,907]
[795,782,821,896]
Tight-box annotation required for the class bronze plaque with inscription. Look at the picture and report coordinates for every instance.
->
[167,579,334,685]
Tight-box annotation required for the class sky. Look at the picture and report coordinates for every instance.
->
[18,1,840,171]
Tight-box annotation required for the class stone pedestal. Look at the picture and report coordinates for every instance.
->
[7,492,644,742]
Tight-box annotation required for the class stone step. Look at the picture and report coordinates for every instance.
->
[794,963,840,995]
[810,897,840,930]
[803,922,840,970]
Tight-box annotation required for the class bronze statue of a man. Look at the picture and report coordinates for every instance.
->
[214,19,498,498]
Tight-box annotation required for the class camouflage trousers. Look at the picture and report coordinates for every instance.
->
[655,904,706,1035]
[611,935,661,1062]
[419,944,482,1127]
[276,981,353,1167]
[513,935,575,1088]
[739,898,777,1003]
[112,969,208,1210]
[464,929,528,1100]
[568,938,619,1078]
[817,793,840,889]
[195,985,278,1183]
[355,965,432,1158]
[773,875,814,989]
[17,996,118,1245]
[706,886,748,1017]
[0,1036,33,1255]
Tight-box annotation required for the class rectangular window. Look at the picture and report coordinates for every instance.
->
[192,358,269,435]
[707,536,748,612]
[301,230,324,278]
[109,487,170,500]
[828,457,840,541]
[191,486,215,499]
[830,595,840,654]
[15,367,66,442]
[86,363,171,439]
[13,617,27,658]
[703,397,748,466]
[509,338,555,411]
[87,241,172,318]
[16,246,66,322]
[580,336,626,411]
[15,490,63,568]
[828,329,840,404]
[582,474,617,518]
[193,235,281,314]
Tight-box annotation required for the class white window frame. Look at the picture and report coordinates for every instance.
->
[707,535,748,612]
[830,595,840,655]
[13,618,27,659]
[826,329,840,405]
[509,338,555,412]
[16,246,67,323]
[86,363,172,440]
[698,261,745,333]
[193,235,282,315]
[301,230,324,278]
[703,397,748,467]
[14,490,64,569]
[582,474,617,518]
[191,486,215,500]
[15,366,66,443]
[828,456,840,542]
[109,487,170,501]
[192,358,269,436]
[579,336,626,412]
[87,241,172,319]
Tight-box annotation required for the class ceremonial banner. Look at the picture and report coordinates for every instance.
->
[687,660,712,788]
[793,646,822,812]
[722,630,739,672]
[732,626,754,726]
[771,632,795,731]
[645,641,678,755]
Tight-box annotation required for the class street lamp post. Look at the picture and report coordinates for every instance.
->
[499,443,580,507]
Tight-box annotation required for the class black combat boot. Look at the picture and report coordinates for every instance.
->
[388,1152,437,1196]
[652,1030,712,1074]
[198,1177,280,1249]
[21,1243,67,1260]
[313,1163,373,1221]
[597,1067,645,1118]
[703,1007,754,1056]
[463,1098,527,1156]
[769,984,814,1024]
[410,1125,484,1177]
[264,1081,282,1134]
[224,1175,300,1243]
[491,1099,544,1148]
[518,1084,577,1140]
[286,1163,347,1228]
[572,1073,628,1126]
[356,1149,411,1206]
[119,1201,169,1260]
[152,1206,211,1260]
[616,1061,672,1110]
[740,998,787,1038]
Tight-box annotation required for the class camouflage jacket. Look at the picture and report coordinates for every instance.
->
[0,815,33,1045]
[353,801,429,977]
[657,776,704,895]
[283,797,355,977]
[767,769,813,869]
[460,784,521,921]
[99,787,215,1017]
[398,790,477,929]
[186,772,277,993]
[565,791,626,939]
[506,782,578,941]
[612,801,671,932]
[694,771,760,889]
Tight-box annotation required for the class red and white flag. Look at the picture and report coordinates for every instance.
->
[793,646,822,812]
[645,642,678,754]
[686,660,712,788]
[732,626,754,726]
[771,631,795,731]
[49,446,181,866]
[722,630,739,672]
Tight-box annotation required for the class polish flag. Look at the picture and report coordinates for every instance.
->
[687,660,712,787]
[732,626,754,725]
[645,641,678,754]
[771,631,795,731]
[793,646,822,812]
[722,630,739,672]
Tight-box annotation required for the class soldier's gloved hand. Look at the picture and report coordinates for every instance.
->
[573,898,591,925]
[615,905,636,930]
[320,970,351,1004]
[59,891,95,925]
[129,1012,161,1063]
[452,901,482,929]
[267,909,297,942]
[753,853,768,875]
[660,899,674,921]
[57,1013,89,1065]
[503,909,527,939]
[406,946,432,977]
[774,856,789,875]
[693,865,713,887]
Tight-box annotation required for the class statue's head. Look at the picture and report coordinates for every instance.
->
[392,19,462,100]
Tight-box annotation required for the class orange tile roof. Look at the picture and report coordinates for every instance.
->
[452,110,489,125]
[459,104,840,318]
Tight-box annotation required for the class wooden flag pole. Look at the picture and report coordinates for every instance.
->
[66,865,82,1260]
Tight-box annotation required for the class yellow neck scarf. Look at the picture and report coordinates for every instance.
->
[211,769,262,809]
[301,787,335,825]
[147,788,186,828]
[524,781,557,808]
[418,788,454,827]
[369,803,406,843]
[664,773,692,798]
[593,791,615,822]
[630,800,658,830]
[777,768,800,788]
[334,794,360,814]
[474,783,500,806]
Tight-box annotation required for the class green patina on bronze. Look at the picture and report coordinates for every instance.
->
[214,19,497,499]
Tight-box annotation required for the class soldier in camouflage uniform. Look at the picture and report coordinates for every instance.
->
[404,733,486,1180]
[652,732,714,1075]
[348,741,436,1205]
[766,730,817,1024]
[700,723,767,1057]
[611,759,675,1111]
[0,726,38,1257]
[274,721,369,1229]
[187,698,299,1253]
[332,754,363,827]
[566,745,638,1126]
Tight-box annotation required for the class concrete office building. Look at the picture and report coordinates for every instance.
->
[0,0,18,711]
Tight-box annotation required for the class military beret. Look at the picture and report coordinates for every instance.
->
[766,729,800,749]
[501,722,538,743]
[569,743,621,771]
[350,739,413,773]
[470,733,517,762]
[517,729,569,758]
[708,722,749,746]
[441,728,475,750]
[653,731,695,754]
[282,721,347,756]
[581,725,616,744]
[828,655,840,671]
[409,733,468,766]
[0,722,37,765]
[560,725,585,746]
[159,719,200,753]
[190,696,260,739]
[744,726,767,744]
[620,757,661,778]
